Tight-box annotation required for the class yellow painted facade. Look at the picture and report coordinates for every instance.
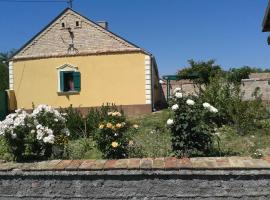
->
[13,52,147,109]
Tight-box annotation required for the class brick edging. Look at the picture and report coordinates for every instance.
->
[0,156,270,172]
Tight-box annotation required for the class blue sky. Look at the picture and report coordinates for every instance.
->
[0,0,269,75]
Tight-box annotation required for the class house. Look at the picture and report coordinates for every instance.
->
[263,0,270,44]
[8,8,165,115]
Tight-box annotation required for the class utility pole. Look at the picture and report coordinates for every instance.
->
[67,0,73,8]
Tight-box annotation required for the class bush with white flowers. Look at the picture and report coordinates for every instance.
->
[0,105,70,161]
[167,90,218,157]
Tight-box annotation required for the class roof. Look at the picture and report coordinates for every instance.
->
[11,8,151,61]
[262,0,270,32]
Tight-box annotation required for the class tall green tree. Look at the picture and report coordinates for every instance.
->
[178,59,222,85]
[0,50,16,91]
[0,54,9,91]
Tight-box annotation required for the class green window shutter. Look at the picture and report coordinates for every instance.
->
[73,71,81,92]
[60,71,65,92]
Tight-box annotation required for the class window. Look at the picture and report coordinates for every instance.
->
[61,22,65,28]
[57,64,80,94]
[75,20,81,28]
[60,71,81,92]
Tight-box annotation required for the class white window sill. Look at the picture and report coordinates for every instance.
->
[57,91,80,96]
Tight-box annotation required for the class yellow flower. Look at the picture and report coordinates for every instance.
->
[128,140,134,146]
[121,122,126,127]
[133,124,139,129]
[111,125,116,131]
[112,111,122,117]
[99,124,104,129]
[116,112,122,117]
[116,123,122,128]
[106,123,113,128]
[108,112,113,116]
[111,141,119,148]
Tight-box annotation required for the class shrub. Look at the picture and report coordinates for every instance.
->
[61,106,85,139]
[201,75,270,134]
[67,137,102,159]
[94,109,137,159]
[0,105,70,161]
[167,89,218,157]
[63,103,121,139]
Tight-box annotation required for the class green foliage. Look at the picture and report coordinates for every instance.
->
[61,106,85,139]
[128,110,172,158]
[200,74,239,126]
[167,92,217,157]
[227,66,253,84]
[0,137,12,161]
[0,50,16,91]
[178,59,222,85]
[94,109,136,159]
[63,103,120,139]
[201,74,270,135]
[0,63,8,91]
[67,137,102,159]
[228,89,269,135]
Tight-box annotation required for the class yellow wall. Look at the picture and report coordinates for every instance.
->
[13,53,147,109]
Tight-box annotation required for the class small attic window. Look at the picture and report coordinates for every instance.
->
[75,20,81,28]
[61,22,65,28]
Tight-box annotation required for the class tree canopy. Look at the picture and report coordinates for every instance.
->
[178,59,270,85]
[177,59,222,85]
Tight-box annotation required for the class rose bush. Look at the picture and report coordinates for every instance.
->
[167,88,218,157]
[94,110,138,159]
[0,105,70,161]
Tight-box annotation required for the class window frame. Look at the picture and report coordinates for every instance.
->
[56,64,80,95]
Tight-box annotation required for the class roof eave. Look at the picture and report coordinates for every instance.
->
[262,1,270,32]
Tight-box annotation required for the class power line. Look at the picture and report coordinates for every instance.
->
[0,0,67,3]
[0,0,74,8]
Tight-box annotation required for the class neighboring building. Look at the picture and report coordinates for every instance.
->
[8,8,165,115]
[241,73,270,101]
[263,0,270,43]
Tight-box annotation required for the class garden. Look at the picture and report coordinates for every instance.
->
[0,62,270,162]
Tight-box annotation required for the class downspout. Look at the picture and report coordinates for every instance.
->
[150,56,154,112]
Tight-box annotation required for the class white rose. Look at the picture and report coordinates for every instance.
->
[171,104,179,111]
[43,135,55,144]
[167,119,174,126]
[31,130,35,134]
[173,87,181,94]
[209,106,218,113]
[54,118,58,122]
[186,99,195,106]
[203,102,211,109]
[159,80,164,84]
[175,92,183,98]
[11,133,17,139]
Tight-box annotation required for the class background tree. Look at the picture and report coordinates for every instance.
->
[178,59,222,85]
[0,50,16,91]
[228,66,256,84]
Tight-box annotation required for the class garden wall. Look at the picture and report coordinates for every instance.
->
[0,157,270,199]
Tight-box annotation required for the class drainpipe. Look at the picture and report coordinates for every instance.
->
[150,56,154,112]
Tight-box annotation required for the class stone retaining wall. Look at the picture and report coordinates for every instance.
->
[1,157,270,199]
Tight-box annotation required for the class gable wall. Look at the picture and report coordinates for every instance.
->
[14,10,139,60]
[12,52,148,109]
